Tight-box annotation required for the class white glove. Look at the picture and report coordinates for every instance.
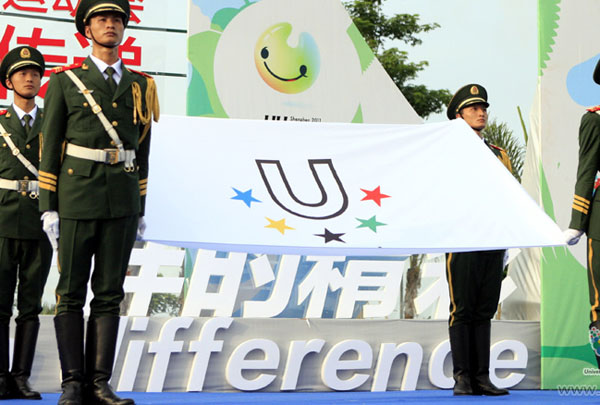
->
[503,250,509,268]
[564,228,584,246]
[136,216,146,241]
[41,210,59,250]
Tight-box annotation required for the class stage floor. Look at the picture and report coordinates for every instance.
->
[3,390,598,404]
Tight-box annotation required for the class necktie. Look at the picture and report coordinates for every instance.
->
[105,66,117,94]
[23,114,32,135]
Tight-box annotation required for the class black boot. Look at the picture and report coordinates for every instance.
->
[85,317,134,405]
[55,313,85,405]
[10,320,41,400]
[471,321,508,395]
[449,324,473,395]
[0,323,11,399]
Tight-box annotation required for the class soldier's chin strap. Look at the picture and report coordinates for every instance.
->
[88,31,119,50]
[12,89,35,100]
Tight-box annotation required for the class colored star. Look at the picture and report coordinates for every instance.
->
[356,215,387,233]
[265,217,294,235]
[314,228,346,244]
[231,188,261,207]
[360,186,390,206]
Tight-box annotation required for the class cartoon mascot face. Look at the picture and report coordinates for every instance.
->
[254,22,321,94]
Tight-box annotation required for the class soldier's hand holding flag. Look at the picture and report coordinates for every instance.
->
[564,228,584,246]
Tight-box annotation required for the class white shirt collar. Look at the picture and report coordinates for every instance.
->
[89,54,123,84]
[12,104,38,126]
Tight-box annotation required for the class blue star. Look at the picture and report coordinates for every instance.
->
[231,188,261,207]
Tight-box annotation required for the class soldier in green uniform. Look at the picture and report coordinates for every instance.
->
[564,58,600,368]
[445,84,510,396]
[39,1,158,404]
[0,46,52,400]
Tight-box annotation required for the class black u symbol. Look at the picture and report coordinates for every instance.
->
[256,159,348,220]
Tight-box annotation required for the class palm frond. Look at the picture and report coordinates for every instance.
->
[481,118,525,182]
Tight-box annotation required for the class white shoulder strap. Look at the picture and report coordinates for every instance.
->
[63,69,125,155]
[0,120,39,178]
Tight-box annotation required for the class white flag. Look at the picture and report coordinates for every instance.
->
[144,116,564,255]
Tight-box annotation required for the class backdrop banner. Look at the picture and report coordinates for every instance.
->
[0,0,187,114]
[25,316,541,392]
[187,0,420,124]
[144,115,563,255]
[527,0,600,388]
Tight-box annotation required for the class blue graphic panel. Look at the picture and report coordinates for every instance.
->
[192,0,257,20]
[567,54,600,106]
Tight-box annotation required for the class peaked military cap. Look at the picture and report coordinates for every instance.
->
[594,58,600,85]
[0,46,45,89]
[446,83,489,120]
[75,0,130,36]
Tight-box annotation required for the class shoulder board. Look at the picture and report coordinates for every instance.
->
[0,110,7,116]
[587,105,600,113]
[53,62,82,74]
[128,68,152,79]
[489,144,505,152]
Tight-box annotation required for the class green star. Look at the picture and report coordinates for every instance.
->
[356,216,387,233]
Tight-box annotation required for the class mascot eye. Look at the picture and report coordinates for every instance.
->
[261,47,269,59]
[299,65,307,75]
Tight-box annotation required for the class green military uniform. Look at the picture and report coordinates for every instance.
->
[39,55,153,315]
[566,58,600,368]
[39,1,158,404]
[569,103,600,365]
[0,106,52,323]
[444,84,510,396]
[0,46,52,400]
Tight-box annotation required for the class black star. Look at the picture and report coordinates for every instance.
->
[315,228,346,244]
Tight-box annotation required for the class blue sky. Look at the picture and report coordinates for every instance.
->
[381,0,537,144]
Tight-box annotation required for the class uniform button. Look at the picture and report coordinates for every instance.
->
[6,113,10,118]
[112,102,118,108]
[2,143,5,148]
[67,168,74,175]
[83,102,89,107]
[112,121,118,127]
[25,144,31,149]
[24,176,29,180]
[21,191,26,197]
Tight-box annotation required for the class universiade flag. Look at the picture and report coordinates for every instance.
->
[144,116,564,255]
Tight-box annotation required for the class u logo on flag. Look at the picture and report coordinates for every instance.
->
[256,159,348,220]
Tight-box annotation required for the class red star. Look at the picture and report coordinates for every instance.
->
[360,186,390,206]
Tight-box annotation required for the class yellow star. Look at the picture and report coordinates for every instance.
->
[265,217,295,235]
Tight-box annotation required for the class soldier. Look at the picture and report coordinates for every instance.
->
[0,46,52,400]
[564,58,600,368]
[445,84,510,396]
[39,0,158,404]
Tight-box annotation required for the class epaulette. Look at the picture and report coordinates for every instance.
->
[53,62,83,74]
[489,144,505,152]
[587,105,600,113]
[0,110,7,116]
[128,68,152,79]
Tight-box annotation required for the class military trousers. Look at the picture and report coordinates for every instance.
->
[55,215,138,317]
[587,238,600,324]
[0,236,52,324]
[445,250,504,327]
